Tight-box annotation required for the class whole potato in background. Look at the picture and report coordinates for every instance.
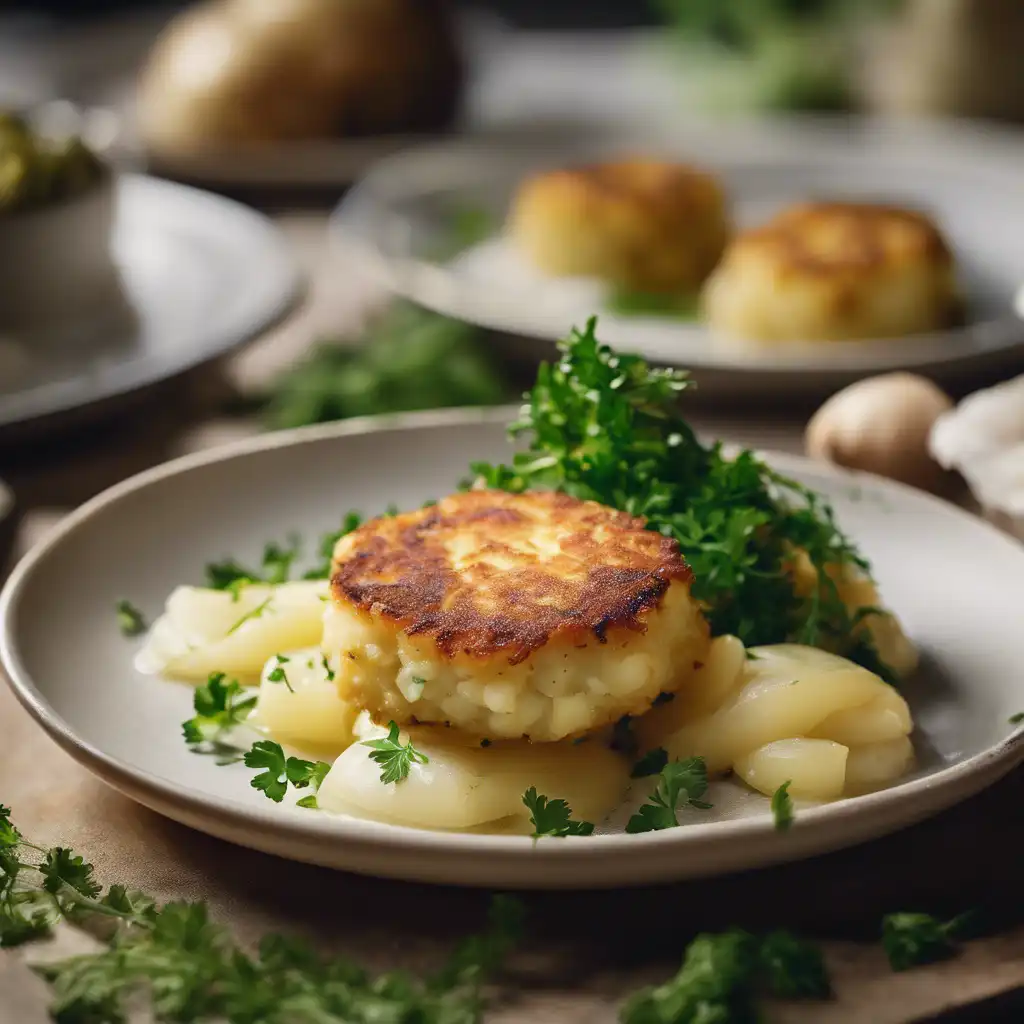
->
[137,0,464,151]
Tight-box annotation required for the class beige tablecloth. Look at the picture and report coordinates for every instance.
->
[1,216,1022,1024]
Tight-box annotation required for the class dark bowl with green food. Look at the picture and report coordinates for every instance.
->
[0,112,126,333]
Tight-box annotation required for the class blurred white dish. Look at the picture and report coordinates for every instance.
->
[1,408,1022,888]
[0,174,300,437]
[333,116,1024,396]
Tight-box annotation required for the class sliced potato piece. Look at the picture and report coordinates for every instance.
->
[810,686,911,746]
[136,580,328,681]
[844,736,915,795]
[663,644,891,772]
[634,634,746,750]
[317,724,629,833]
[250,647,355,752]
[735,738,848,801]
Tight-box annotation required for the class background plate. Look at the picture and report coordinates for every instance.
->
[0,174,302,437]
[332,117,1024,397]
[1,408,1023,888]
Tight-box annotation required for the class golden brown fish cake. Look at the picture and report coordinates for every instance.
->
[324,490,709,741]
[509,158,729,293]
[702,202,960,343]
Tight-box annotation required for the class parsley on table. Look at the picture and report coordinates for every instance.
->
[361,721,429,785]
[522,787,595,839]
[181,672,257,757]
[757,930,831,998]
[881,912,974,971]
[115,599,147,637]
[0,805,523,1022]
[267,653,294,692]
[626,757,711,833]
[771,781,794,831]
[631,747,669,779]
[244,741,331,805]
[470,318,894,681]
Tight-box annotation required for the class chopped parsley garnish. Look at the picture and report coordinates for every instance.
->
[226,596,273,635]
[0,804,522,1020]
[267,653,293,692]
[631,747,669,779]
[304,511,364,579]
[606,287,700,321]
[881,912,974,971]
[181,672,257,754]
[205,538,300,592]
[471,318,893,680]
[361,721,429,785]
[522,787,595,839]
[1009,712,1024,725]
[115,599,147,637]
[321,653,335,681]
[757,930,831,998]
[243,741,331,805]
[626,757,711,833]
[771,781,794,831]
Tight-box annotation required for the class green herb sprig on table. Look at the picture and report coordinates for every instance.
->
[881,911,976,971]
[264,305,510,431]
[471,317,892,680]
[0,804,523,1023]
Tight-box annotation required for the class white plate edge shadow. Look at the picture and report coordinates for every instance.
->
[1,406,1023,889]
[0,174,306,430]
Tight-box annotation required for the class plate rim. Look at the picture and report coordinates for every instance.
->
[330,114,1024,375]
[0,173,305,431]
[2,406,1023,885]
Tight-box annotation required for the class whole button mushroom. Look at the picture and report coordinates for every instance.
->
[805,373,953,492]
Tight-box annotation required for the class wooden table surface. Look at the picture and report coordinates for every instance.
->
[1,213,1022,1024]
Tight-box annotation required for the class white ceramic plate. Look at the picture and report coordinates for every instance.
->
[332,116,1024,395]
[2,408,1023,889]
[0,174,301,436]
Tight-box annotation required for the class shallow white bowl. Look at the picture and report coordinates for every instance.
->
[1,408,1022,888]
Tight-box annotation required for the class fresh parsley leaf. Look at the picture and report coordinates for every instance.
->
[321,653,336,681]
[620,929,758,1023]
[522,787,595,839]
[771,781,794,831]
[264,305,510,431]
[40,848,101,899]
[204,557,256,592]
[267,653,294,692]
[606,287,700,320]
[631,747,669,779]
[304,511,364,579]
[296,795,319,810]
[115,599,146,637]
[1009,712,1024,725]
[226,596,273,635]
[471,318,892,680]
[181,672,256,749]
[758,930,830,998]
[881,912,973,971]
[243,741,331,804]
[361,721,429,785]
[626,757,711,833]
[261,538,299,584]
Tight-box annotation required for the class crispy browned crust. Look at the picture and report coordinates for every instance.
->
[330,490,693,664]
[734,202,953,277]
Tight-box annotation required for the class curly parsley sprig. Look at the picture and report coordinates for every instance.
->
[361,722,429,785]
[0,804,523,1022]
[626,757,712,833]
[471,318,892,680]
[522,788,595,839]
